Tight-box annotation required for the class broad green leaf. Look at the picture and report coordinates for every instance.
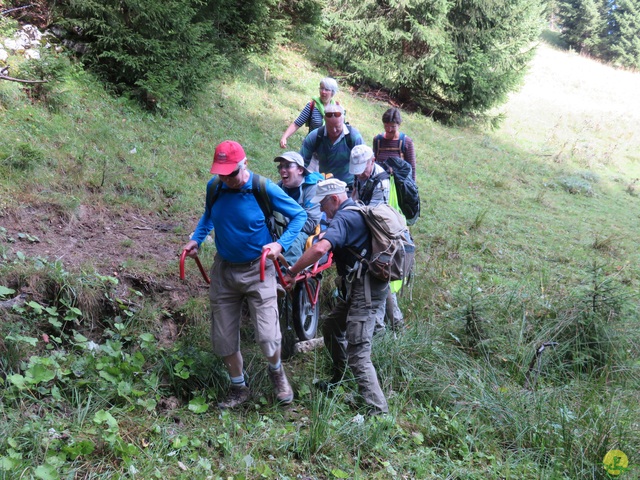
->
[62,440,96,459]
[188,397,209,414]
[0,456,19,471]
[0,286,15,297]
[8,374,26,389]
[331,469,349,478]
[29,363,56,383]
[34,463,60,480]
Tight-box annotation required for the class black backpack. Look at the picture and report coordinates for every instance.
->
[380,157,420,225]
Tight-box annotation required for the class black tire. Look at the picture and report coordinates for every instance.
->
[278,295,296,360]
[292,277,320,341]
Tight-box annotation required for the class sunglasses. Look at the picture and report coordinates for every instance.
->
[325,112,342,118]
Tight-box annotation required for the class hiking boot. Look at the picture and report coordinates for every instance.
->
[268,366,294,405]
[217,385,250,409]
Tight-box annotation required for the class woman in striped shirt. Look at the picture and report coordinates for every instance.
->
[280,77,339,149]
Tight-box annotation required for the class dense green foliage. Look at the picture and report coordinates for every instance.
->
[322,0,545,121]
[40,0,322,110]
[557,0,640,69]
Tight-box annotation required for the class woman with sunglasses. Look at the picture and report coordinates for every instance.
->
[372,108,417,181]
[280,77,339,149]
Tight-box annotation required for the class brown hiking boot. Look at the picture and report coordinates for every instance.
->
[268,366,293,405]
[217,385,250,409]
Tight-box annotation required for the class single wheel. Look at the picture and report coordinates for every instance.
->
[292,277,320,341]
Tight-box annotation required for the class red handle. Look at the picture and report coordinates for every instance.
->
[180,249,211,284]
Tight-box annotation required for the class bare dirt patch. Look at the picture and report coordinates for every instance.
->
[1,203,201,309]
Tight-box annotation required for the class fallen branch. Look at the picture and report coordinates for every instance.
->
[1,4,36,16]
[0,67,48,84]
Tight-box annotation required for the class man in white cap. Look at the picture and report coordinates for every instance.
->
[273,151,324,264]
[282,178,390,415]
[349,145,404,334]
[183,140,307,409]
[350,144,390,206]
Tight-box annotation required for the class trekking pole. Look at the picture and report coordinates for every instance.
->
[179,249,211,284]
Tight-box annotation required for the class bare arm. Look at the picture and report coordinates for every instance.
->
[280,122,301,148]
[282,239,332,288]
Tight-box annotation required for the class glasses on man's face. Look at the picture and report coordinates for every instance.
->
[319,87,332,92]
[384,123,399,130]
[325,112,342,118]
[319,196,331,209]
[277,163,297,171]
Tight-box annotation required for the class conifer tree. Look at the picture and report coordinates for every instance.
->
[557,0,607,55]
[323,0,546,121]
[606,0,640,69]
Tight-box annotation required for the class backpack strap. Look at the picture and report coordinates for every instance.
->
[314,124,356,152]
[399,132,406,155]
[306,100,316,128]
[373,134,383,158]
[313,125,326,152]
[345,124,355,150]
[357,171,390,205]
[206,174,275,236]
[251,173,273,221]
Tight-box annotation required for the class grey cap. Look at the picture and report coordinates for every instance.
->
[274,151,309,175]
[349,144,374,175]
[311,178,348,203]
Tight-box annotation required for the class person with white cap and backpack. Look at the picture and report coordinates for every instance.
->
[282,178,389,416]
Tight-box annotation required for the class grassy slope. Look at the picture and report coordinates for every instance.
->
[1,35,639,478]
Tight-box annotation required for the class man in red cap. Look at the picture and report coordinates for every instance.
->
[183,140,307,409]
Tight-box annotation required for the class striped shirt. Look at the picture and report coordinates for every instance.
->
[372,134,417,181]
[294,102,325,132]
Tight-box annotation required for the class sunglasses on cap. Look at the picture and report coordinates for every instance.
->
[325,112,342,118]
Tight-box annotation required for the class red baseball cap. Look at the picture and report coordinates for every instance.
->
[210,140,247,175]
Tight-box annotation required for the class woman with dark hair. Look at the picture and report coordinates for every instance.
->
[372,108,417,181]
[280,77,339,149]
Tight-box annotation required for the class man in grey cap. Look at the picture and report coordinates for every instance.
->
[282,178,390,415]
[274,152,324,264]
[350,145,404,334]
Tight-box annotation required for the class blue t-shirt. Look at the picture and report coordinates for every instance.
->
[192,172,307,263]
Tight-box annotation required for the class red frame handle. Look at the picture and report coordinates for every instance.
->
[259,249,333,288]
[180,249,211,284]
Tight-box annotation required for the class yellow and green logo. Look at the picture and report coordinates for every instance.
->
[603,449,629,476]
